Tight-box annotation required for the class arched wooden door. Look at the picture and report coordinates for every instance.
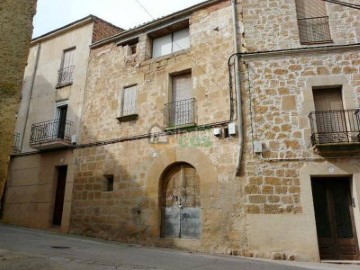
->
[161,163,201,239]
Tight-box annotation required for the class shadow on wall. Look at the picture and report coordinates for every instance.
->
[2,74,81,232]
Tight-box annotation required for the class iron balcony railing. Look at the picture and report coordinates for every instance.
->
[164,98,196,128]
[298,16,332,44]
[309,109,360,145]
[30,119,73,145]
[12,132,21,153]
[57,65,75,86]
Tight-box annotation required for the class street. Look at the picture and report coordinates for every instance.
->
[0,224,359,270]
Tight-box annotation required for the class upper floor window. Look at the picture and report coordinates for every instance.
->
[295,0,332,44]
[57,47,75,87]
[149,20,190,58]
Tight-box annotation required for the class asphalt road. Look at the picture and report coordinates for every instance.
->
[0,224,359,270]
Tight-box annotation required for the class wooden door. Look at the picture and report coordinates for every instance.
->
[53,166,67,226]
[161,163,201,239]
[312,177,360,260]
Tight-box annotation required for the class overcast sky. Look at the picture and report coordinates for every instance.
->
[33,0,206,38]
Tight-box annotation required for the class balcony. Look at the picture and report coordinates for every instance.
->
[164,98,196,129]
[309,109,360,155]
[56,65,74,88]
[298,16,332,44]
[30,119,73,150]
[12,132,21,153]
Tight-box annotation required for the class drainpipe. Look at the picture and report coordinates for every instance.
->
[231,0,244,176]
[20,43,41,151]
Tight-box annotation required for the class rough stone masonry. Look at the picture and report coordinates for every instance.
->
[0,0,37,206]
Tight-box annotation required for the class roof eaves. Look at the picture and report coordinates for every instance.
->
[90,0,225,49]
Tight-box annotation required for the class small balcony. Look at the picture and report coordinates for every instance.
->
[309,109,360,155]
[12,132,21,153]
[298,16,332,44]
[30,119,73,150]
[56,65,74,88]
[164,98,196,129]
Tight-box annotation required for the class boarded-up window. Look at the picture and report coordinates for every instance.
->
[152,28,190,58]
[122,85,137,116]
[295,0,332,44]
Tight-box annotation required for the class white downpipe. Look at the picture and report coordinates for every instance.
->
[231,0,243,176]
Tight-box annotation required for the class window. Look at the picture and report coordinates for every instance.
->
[118,85,138,121]
[295,0,332,44]
[164,72,196,127]
[104,175,114,192]
[152,28,190,58]
[57,47,75,87]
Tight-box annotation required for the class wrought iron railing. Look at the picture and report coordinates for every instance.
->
[57,65,75,86]
[298,16,332,44]
[164,98,196,128]
[30,119,73,145]
[309,109,360,145]
[12,132,21,153]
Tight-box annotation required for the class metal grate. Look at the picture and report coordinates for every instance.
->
[164,98,196,128]
[309,109,360,145]
[30,119,73,144]
[57,65,75,86]
[298,16,332,44]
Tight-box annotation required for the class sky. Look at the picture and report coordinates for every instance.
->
[33,0,206,38]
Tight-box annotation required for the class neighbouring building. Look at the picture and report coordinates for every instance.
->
[4,0,360,263]
[2,15,122,232]
[0,0,37,216]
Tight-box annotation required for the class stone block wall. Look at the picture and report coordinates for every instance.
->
[0,0,36,206]
[242,0,360,52]
[242,50,360,214]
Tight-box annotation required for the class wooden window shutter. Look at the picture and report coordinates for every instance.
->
[313,88,344,112]
[122,85,137,116]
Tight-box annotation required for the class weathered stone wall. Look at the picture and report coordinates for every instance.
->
[71,1,247,254]
[70,0,360,261]
[0,0,37,206]
[242,0,360,52]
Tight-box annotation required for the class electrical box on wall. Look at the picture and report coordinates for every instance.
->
[213,128,222,137]
[254,141,263,153]
[228,123,236,136]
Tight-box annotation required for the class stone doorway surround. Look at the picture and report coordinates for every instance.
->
[144,147,218,247]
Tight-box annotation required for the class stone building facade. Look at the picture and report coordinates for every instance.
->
[69,0,360,262]
[2,16,121,232]
[4,0,360,263]
[0,0,37,215]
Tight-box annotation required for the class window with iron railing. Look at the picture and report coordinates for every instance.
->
[309,109,360,145]
[30,119,73,145]
[295,0,332,44]
[57,47,75,87]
